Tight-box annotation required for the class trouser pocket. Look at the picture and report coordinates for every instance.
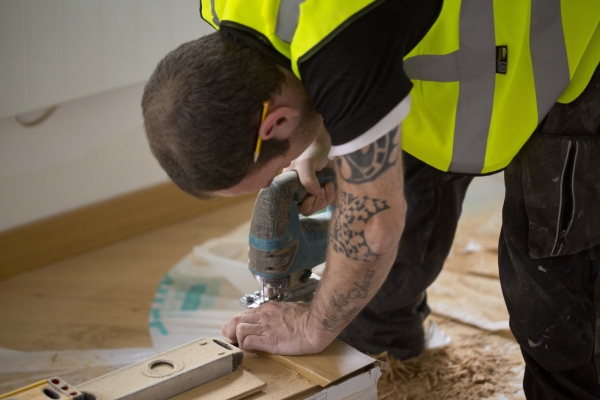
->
[521,134,600,259]
[521,63,600,258]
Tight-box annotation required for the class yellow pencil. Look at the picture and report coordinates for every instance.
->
[254,101,269,163]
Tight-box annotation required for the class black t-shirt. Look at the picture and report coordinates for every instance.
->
[221,0,441,156]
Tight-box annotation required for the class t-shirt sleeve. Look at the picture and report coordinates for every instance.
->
[327,95,411,158]
[298,0,438,157]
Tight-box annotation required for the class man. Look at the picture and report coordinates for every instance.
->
[141,0,600,397]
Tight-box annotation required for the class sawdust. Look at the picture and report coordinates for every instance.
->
[374,321,524,400]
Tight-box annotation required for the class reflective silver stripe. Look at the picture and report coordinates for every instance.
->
[404,52,460,82]
[449,0,496,173]
[210,0,220,27]
[404,0,571,173]
[403,0,495,173]
[530,0,570,124]
[276,0,306,43]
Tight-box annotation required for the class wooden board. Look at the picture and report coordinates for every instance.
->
[258,340,375,387]
[170,369,266,400]
[242,352,320,400]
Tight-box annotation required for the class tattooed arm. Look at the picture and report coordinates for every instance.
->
[222,127,406,354]
[311,127,406,340]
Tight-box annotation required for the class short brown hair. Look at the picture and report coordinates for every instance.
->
[141,32,288,198]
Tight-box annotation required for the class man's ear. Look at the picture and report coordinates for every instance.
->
[258,106,301,141]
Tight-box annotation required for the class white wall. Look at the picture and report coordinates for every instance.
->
[0,1,214,232]
[0,83,165,232]
[0,0,213,119]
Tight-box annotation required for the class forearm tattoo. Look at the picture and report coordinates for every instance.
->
[322,268,375,332]
[336,128,400,184]
[323,128,397,331]
[331,191,390,262]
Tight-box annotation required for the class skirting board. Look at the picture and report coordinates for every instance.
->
[0,182,256,281]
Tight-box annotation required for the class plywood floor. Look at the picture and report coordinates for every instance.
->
[0,197,256,352]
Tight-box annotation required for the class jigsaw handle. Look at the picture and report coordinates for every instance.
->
[248,168,335,279]
[293,168,335,204]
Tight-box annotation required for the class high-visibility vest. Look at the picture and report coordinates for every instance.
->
[200,0,600,174]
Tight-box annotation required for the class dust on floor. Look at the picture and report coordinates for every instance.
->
[375,317,524,399]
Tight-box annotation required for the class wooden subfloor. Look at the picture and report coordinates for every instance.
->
[0,197,256,351]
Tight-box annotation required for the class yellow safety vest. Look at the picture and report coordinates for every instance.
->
[200,0,600,174]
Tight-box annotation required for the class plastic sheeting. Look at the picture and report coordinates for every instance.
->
[149,222,257,352]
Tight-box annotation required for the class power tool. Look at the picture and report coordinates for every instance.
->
[240,169,335,308]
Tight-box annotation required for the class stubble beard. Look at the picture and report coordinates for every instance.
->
[292,98,322,148]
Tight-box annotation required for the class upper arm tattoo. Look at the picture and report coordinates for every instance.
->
[336,128,400,184]
[331,191,390,262]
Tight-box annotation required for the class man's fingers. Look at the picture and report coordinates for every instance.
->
[222,301,326,355]
[241,334,274,353]
[298,195,316,215]
[295,165,322,197]
[222,312,261,342]
[236,323,263,351]
[324,182,336,205]
[222,319,237,342]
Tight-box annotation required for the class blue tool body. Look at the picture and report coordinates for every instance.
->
[247,170,335,280]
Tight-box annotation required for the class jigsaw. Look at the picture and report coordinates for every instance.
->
[240,169,335,308]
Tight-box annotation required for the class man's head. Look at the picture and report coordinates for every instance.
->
[141,31,321,199]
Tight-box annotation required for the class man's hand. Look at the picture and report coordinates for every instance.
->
[224,126,406,357]
[283,125,335,215]
[222,301,329,355]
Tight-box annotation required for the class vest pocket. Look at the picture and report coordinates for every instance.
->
[522,134,600,259]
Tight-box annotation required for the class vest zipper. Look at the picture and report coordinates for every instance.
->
[552,141,578,257]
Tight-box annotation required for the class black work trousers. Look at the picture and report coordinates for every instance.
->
[499,64,600,399]
[337,151,473,360]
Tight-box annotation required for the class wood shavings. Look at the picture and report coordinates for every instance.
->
[373,327,524,400]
